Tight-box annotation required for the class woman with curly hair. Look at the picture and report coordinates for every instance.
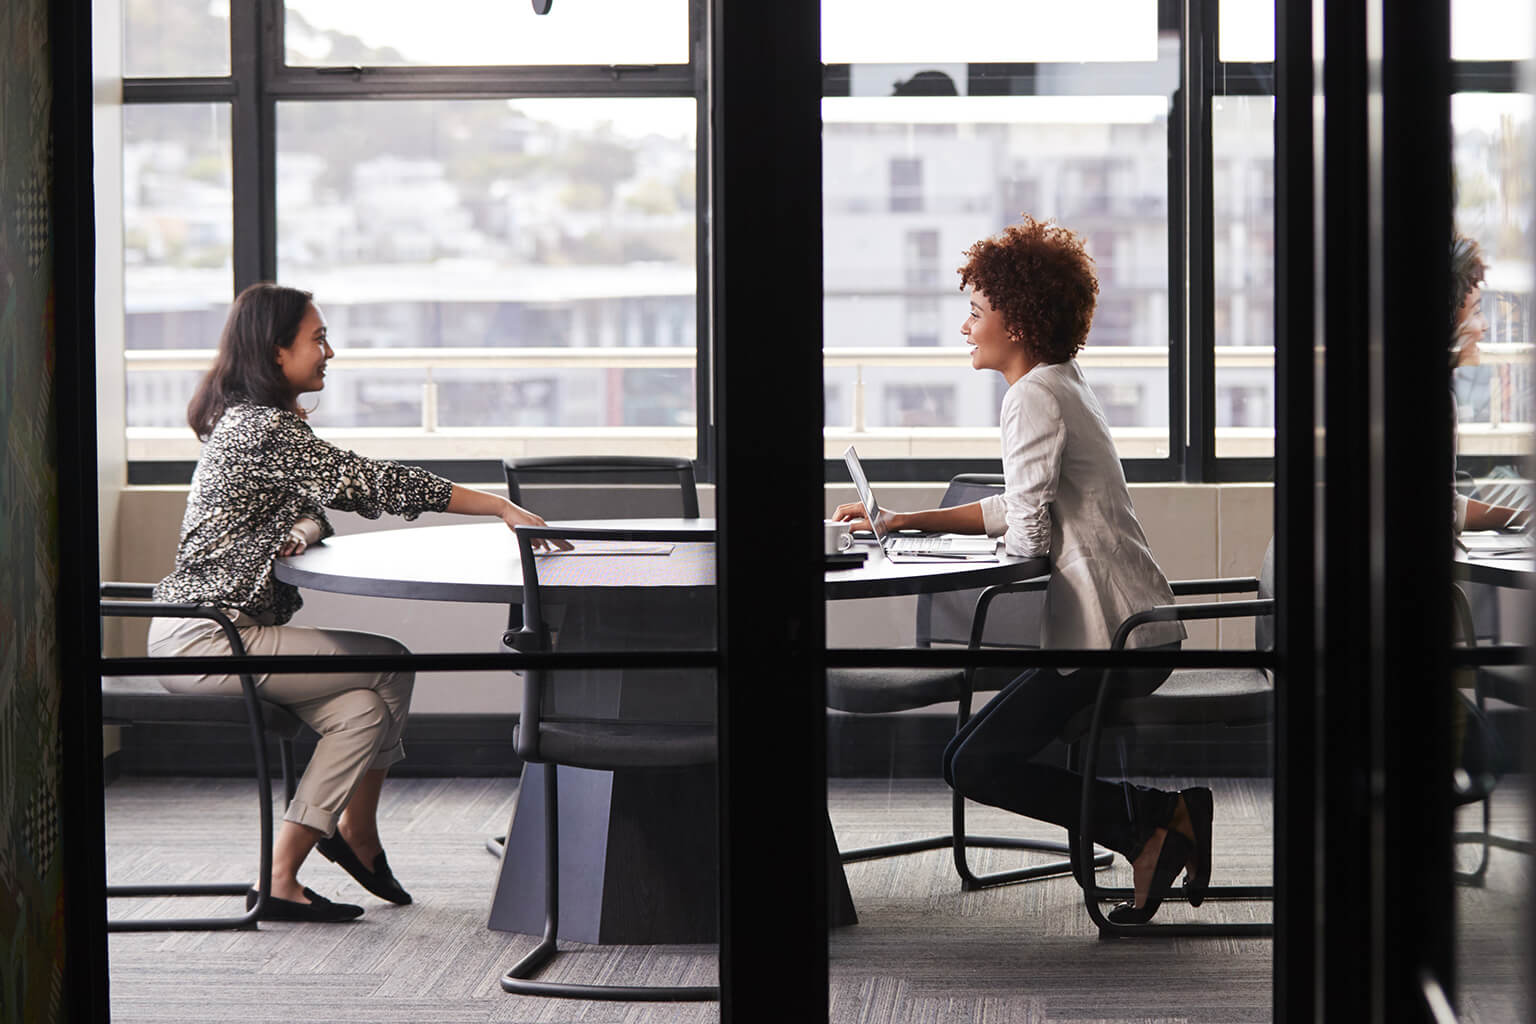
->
[835,217,1204,923]
[1448,234,1528,533]
[150,282,569,922]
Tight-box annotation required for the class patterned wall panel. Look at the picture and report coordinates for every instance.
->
[0,1,67,1023]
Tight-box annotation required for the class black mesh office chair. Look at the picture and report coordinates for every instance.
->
[1058,541,1277,938]
[497,524,718,1002]
[489,455,700,858]
[827,474,1112,888]
[502,455,699,519]
[99,583,303,931]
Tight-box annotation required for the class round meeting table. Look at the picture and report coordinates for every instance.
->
[276,517,1048,944]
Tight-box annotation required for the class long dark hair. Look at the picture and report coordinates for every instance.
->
[188,283,314,439]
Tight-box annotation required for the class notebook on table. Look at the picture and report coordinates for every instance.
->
[843,445,1000,563]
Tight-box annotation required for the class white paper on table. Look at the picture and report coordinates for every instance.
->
[534,541,676,556]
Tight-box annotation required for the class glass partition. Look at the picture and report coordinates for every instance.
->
[1449,67,1533,1024]
[822,9,1276,1018]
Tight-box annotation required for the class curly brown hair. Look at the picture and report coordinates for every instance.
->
[1450,233,1486,338]
[957,216,1099,364]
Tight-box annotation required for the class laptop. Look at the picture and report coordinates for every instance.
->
[843,445,1000,562]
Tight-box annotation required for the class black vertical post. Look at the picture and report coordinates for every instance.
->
[1272,1,1317,1019]
[1374,1,1454,1019]
[231,0,275,288]
[50,0,108,1018]
[1181,0,1216,481]
[1315,0,1377,1018]
[711,1,827,1021]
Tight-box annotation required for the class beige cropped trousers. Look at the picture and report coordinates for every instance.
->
[147,615,415,837]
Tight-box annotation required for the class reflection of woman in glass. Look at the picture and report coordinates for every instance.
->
[150,283,568,922]
[834,218,1204,923]
[1449,234,1529,533]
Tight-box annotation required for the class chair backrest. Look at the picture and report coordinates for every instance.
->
[509,524,716,769]
[502,456,699,519]
[915,474,1045,650]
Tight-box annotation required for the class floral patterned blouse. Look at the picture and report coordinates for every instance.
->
[154,402,454,624]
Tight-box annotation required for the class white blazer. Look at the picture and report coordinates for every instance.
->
[978,359,1185,651]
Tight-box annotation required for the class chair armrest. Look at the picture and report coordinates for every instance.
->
[99,597,249,659]
[1111,598,1275,651]
[1169,577,1261,597]
[101,581,155,599]
[967,576,1050,651]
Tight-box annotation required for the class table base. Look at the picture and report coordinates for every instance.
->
[488,762,858,942]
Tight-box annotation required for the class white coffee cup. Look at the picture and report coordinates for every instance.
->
[823,520,854,555]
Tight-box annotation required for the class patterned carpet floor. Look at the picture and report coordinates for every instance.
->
[103,775,1529,1023]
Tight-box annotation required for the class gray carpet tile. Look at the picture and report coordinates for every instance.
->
[103,775,1531,1023]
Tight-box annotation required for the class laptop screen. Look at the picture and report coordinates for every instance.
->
[842,446,887,542]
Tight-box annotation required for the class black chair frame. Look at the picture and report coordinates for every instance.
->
[99,583,299,932]
[498,524,718,1003]
[1449,584,1531,886]
[838,572,1114,889]
[1067,584,1276,938]
[487,456,700,860]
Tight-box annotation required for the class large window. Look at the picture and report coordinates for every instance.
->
[820,2,1175,470]
[111,2,1534,485]
[117,0,701,475]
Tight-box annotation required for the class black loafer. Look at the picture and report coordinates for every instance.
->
[315,833,413,905]
[1179,786,1214,907]
[246,886,364,922]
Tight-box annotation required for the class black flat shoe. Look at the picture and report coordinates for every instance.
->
[1108,830,1194,925]
[246,887,364,922]
[1180,786,1214,907]
[315,833,413,905]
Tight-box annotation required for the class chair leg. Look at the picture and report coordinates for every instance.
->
[950,790,1112,890]
[500,764,718,1002]
[107,712,273,932]
[1074,712,1273,939]
[836,694,1112,888]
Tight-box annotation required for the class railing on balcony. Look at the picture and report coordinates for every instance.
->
[122,343,1533,463]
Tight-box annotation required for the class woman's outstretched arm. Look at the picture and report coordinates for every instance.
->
[446,485,574,550]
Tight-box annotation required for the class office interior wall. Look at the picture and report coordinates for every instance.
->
[0,1,68,1019]
[116,481,1275,713]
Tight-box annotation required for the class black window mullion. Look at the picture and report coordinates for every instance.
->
[692,0,714,483]
[260,64,695,100]
[1167,79,1188,481]
[1182,0,1217,482]
[231,0,272,287]
[121,78,237,102]
[1450,59,1527,91]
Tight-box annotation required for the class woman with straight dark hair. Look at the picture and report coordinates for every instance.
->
[151,282,569,922]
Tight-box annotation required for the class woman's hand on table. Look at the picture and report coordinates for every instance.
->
[833,501,900,536]
[499,500,575,551]
[278,516,323,557]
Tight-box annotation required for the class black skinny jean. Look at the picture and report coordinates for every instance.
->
[942,644,1181,860]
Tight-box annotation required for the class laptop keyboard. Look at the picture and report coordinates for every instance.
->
[890,536,965,553]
